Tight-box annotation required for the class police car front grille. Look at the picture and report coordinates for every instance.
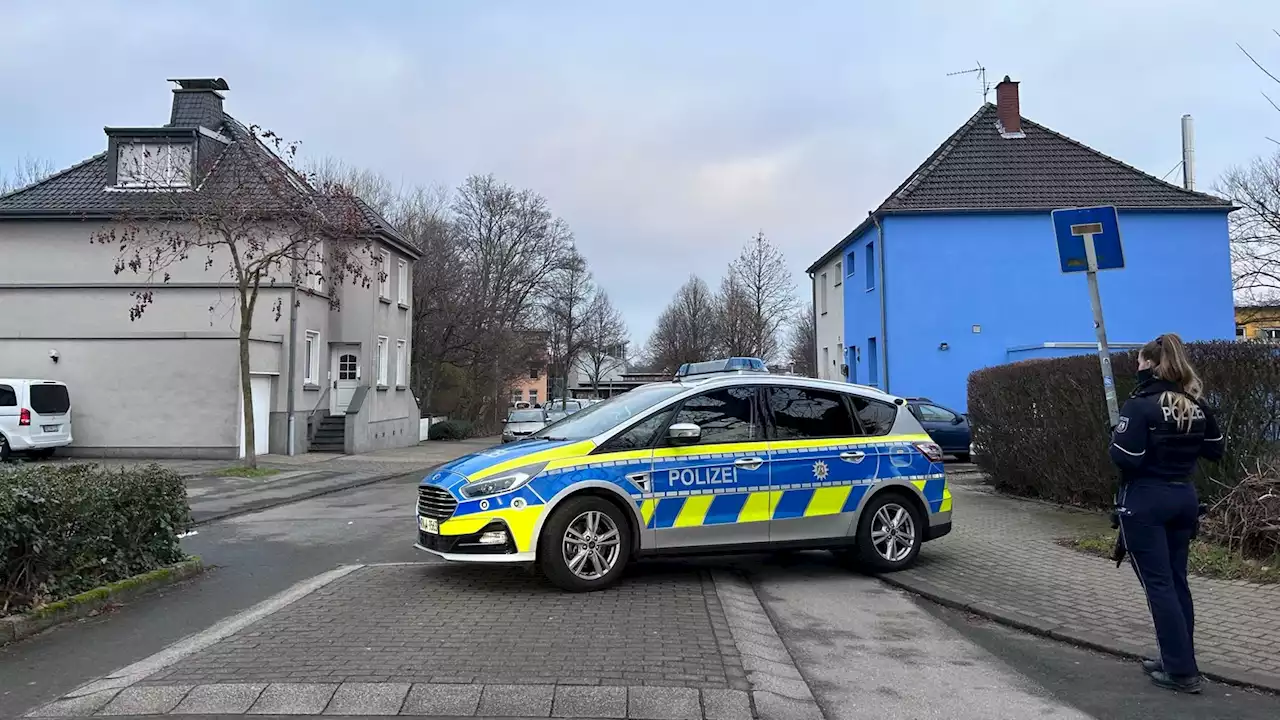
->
[417,486,457,520]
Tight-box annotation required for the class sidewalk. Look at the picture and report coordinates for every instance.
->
[49,438,499,525]
[884,469,1280,692]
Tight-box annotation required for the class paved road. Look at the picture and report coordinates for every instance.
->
[3,473,1277,719]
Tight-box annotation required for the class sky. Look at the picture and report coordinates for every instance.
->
[4,0,1280,347]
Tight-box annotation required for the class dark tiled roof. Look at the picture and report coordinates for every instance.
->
[0,112,418,257]
[882,104,1230,211]
[808,104,1232,272]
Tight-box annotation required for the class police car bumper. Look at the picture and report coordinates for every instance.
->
[415,521,534,563]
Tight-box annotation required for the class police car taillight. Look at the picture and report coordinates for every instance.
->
[914,441,944,463]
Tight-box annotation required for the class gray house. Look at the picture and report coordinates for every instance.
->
[0,78,422,459]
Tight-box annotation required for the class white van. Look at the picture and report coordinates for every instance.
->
[0,379,73,461]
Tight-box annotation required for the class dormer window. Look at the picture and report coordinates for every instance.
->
[116,141,193,188]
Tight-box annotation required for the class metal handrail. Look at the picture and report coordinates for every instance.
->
[306,386,331,445]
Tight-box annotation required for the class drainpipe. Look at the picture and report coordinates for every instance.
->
[285,278,299,455]
[871,212,889,393]
[808,271,817,377]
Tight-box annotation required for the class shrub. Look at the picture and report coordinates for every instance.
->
[428,419,474,441]
[0,463,192,614]
[968,341,1280,509]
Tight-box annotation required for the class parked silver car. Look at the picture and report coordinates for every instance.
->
[502,409,548,443]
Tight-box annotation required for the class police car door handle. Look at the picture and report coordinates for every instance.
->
[840,450,866,462]
[734,457,766,471]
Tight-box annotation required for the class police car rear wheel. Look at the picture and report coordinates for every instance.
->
[539,496,630,592]
[854,493,923,571]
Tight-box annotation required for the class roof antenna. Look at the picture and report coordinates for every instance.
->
[946,62,989,103]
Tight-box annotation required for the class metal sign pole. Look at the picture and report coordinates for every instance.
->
[1082,232,1120,427]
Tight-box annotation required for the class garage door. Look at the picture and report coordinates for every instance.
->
[239,375,272,458]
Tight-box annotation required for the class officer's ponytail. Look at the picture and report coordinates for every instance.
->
[1139,333,1204,432]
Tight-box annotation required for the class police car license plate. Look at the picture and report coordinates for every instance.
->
[419,517,439,534]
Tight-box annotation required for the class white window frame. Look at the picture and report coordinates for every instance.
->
[378,250,392,299]
[529,389,539,406]
[397,259,409,305]
[116,141,193,188]
[395,339,407,387]
[304,330,321,385]
[376,336,389,386]
[834,261,842,287]
[1263,327,1280,341]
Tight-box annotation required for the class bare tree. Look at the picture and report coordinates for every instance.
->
[306,157,400,216]
[645,275,720,373]
[715,273,755,357]
[727,231,796,362]
[91,129,377,465]
[579,291,629,396]
[785,303,817,376]
[542,248,595,403]
[0,156,54,194]
[1219,151,1280,320]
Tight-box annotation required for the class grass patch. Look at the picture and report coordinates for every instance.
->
[210,466,281,479]
[1059,532,1280,584]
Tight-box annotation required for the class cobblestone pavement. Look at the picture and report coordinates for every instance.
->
[884,480,1280,691]
[28,562,817,719]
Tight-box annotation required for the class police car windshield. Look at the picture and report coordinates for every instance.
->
[532,385,687,441]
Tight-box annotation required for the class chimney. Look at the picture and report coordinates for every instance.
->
[167,78,229,130]
[995,75,1024,138]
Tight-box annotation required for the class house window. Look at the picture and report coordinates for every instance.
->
[378,250,391,299]
[847,252,855,276]
[820,273,828,314]
[395,339,407,387]
[867,337,879,386]
[376,336,389,386]
[529,389,539,406]
[116,141,193,187]
[866,241,876,291]
[834,261,842,287]
[822,347,829,379]
[530,365,541,380]
[1263,328,1280,341]
[512,389,523,404]
[837,342,844,378]
[304,331,320,385]
[1236,326,1246,339]
[397,259,408,305]
[309,240,325,292]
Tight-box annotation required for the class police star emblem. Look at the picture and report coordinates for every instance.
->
[812,460,830,481]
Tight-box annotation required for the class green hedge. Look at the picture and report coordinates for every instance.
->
[1,463,192,615]
[428,419,474,441]
[968,341,1280,508]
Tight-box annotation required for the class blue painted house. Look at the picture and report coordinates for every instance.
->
[807,77,1234,411]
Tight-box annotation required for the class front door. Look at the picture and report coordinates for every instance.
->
[331,348,360,415]
[651,386,771,549]
[763,385,867,543]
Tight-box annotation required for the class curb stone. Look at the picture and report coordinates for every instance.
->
[879,572,1280,695]
[710,571,823,720]
[1,558,205,646]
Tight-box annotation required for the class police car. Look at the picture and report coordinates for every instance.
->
[415,358,953,592]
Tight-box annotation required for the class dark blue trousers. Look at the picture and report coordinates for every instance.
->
[1117,478,1200,677]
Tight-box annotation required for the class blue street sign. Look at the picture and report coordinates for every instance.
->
[1052,206,1124,273]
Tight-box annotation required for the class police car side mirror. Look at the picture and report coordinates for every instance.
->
[668,423,702,446]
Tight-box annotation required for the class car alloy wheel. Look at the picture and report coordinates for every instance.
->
[561,510,621,581]
[870,503,916,562]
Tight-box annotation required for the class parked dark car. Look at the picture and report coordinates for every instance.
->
[905,397,970,461]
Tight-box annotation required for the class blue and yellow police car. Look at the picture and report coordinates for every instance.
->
[416,358,953,591]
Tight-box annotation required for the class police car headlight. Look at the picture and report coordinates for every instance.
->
[460,462,547,499]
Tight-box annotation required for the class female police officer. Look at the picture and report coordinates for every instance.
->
[1110,333,1224,693]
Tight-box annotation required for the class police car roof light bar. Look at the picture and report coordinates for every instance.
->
[675,357,770,379]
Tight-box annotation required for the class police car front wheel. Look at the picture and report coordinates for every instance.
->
[853,492,924,572]
[539,496,631,592]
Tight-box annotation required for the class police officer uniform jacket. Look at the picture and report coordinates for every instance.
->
[1110,377,1225,482]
